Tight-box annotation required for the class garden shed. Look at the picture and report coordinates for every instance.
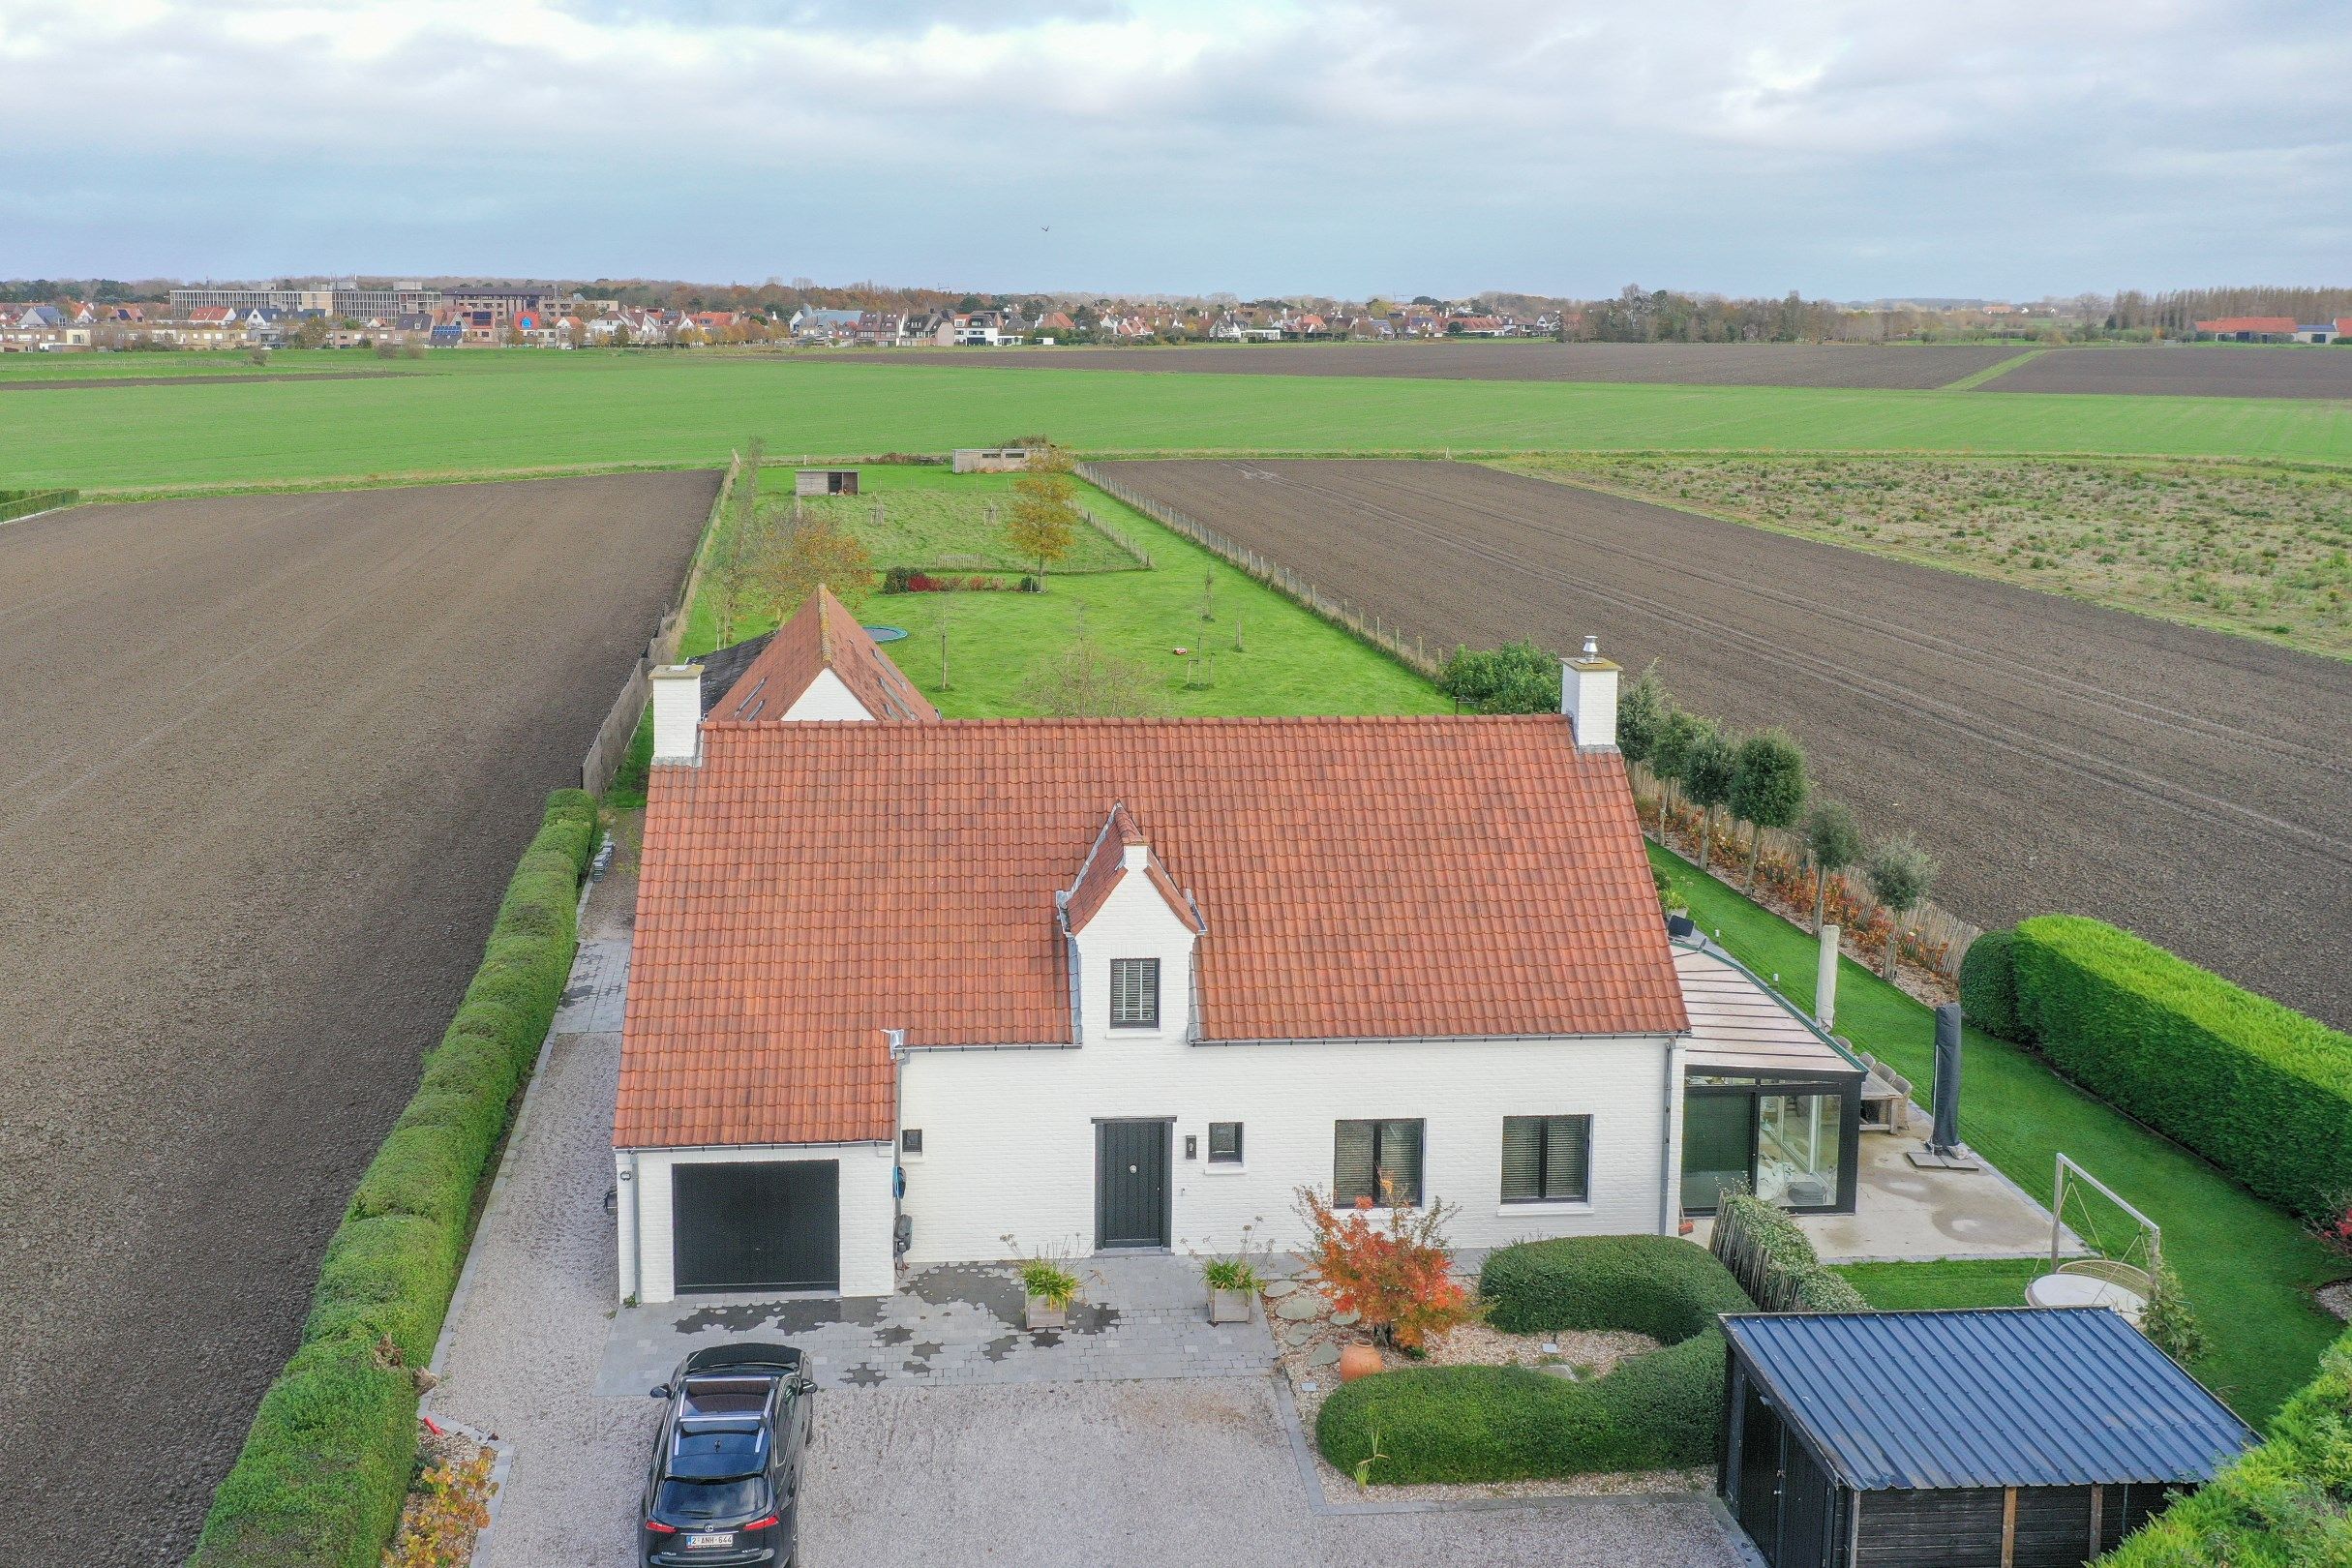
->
[1719,1308,2253,1568]
[795,467,859,497]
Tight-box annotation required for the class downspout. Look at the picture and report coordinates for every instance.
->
[620,1149,643,1304]
[1660,1033,1684,1235]
[886,1028,909,1269]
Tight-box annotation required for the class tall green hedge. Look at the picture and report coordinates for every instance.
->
[2096,1325,2352,1567]
[190,790,597,1568]
[1316,1236,1755,1484]
[2010,915,2352,1224]
[1957,927,2024,1040]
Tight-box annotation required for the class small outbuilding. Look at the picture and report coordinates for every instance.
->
[1719,1308,2254,1568]
[795,468,859,497]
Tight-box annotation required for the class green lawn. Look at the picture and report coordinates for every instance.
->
[7,351,2351,492]
[764,464,1145,576]
[1833,1257,2045,1310]
[1653,842,2343,1424]
[685,467,1445,720]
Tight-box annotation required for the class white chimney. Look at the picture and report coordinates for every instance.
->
[649,664,704,766]
[1817,922,1841,1031]
[1560,636,1620,749]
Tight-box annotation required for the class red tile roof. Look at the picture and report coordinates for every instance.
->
[617,715,1686,1149]
[715,586,940,723]
[2194,316,2296,333]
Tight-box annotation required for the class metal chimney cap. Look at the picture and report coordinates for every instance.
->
[1580,635,1600,659]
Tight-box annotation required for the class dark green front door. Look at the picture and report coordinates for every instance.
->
[1096,1120,1171,1250]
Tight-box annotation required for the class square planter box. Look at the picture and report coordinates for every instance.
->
[1025,1294,1069,1331]
[1208,1287,1254,1324]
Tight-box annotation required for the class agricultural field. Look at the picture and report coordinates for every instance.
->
[5,352,2352,496]
[767,463,1148,575]
[1494,453,2352,656]
[1982,344,2352,400]
[808,340,2028,389]
[689,465,1443,720]
[0,472,714,1555]
[1090,458,2352,1030]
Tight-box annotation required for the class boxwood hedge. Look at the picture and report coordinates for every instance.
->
[190,790,596,1568]
[2010,915,2352,1224]
[1316,1236,1755,1484]
[2096,1324,2352,1567]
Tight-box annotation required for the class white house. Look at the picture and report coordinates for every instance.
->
[614,607,1860,1303]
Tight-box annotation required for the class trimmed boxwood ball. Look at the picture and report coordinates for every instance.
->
[1318,1236,1756,1484]
[1958,927,2026,1041]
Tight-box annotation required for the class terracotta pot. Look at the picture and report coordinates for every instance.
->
[1338,1343,1384,1383]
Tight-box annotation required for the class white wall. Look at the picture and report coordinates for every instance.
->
[899,868,1679,1263]
[781,667,874,721]
[620,1141,897,1303]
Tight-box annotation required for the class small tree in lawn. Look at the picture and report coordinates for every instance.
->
[1293,1187,1476,1351]
[1800,799,1864,934]
[1863,833,1939,981]
[1005,447,1080,583]
[1681,723,1737,873]
[1728,728,1808,892]
[1017,631,1168,716]
[748,514,872,623]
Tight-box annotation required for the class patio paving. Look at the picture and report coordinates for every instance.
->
[597,1251,1279,1396]
[1693,1126,2072,1263]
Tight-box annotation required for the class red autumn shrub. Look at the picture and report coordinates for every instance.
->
[1294,1187,1477,1350]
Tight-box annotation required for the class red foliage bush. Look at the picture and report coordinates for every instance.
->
[1294,1188,1476,1350]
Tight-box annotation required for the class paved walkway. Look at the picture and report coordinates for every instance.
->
[600,1252,1277,1396]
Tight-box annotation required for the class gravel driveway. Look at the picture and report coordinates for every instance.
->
[429,856,1744,1568]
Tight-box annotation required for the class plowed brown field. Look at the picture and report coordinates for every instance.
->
[1982,346,2352,400]
[810,341,2021,388]
[0,471,715,1557]
[1093,460,2352,1028]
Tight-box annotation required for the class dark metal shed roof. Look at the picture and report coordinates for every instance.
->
[1722,1308,2255,1492]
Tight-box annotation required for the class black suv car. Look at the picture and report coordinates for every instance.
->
[640,1342,813,1566]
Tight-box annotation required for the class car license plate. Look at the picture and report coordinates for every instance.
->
[685,1532,734,1549]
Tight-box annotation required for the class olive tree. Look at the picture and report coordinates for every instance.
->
[1681,723,1737,872]
[1728,728,1808,891]
[1864,834,1940,981]
[1800,799,1865,934]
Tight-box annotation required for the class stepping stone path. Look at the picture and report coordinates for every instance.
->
[1276,1294,1322,1321]
[1307,1342,1341,1368]
[1262,1280,1299,1298]
[1282,1323,1318,1348]
[1330,1311,1359,1327]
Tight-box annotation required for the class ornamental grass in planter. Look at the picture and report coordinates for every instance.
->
[1018,1257,1081,1331]
[1201,1257,1261,1324]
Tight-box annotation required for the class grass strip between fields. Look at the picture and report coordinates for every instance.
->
[188,792,597,1568]
[1652,841,2343,1424]
[1939,347,2046,390]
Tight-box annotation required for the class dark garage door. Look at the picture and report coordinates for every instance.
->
[673,1161,840,1292]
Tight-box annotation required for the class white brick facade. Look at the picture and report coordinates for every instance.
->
[620,799,1688,1299]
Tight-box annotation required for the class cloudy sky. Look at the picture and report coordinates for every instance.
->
[2,0,2344,298]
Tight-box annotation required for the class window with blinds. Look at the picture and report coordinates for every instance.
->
[1208,1122,1243,1163]
[1333,1119,1424,1206]
[1501,1114,1592,1203]
[1109,957,1160,1027]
